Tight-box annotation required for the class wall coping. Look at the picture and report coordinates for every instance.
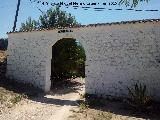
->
[7,18,160,34]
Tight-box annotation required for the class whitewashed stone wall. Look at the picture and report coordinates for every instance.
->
[7,20,160,100]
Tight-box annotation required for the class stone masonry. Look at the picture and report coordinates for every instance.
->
[7,19,160,101]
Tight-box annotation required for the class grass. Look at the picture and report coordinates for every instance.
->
[96,111,113,120]
[77,101,89,110]
[10,94,25,105]
[79,93,86,99]
[0,87,25,113]
[0,76,41,114]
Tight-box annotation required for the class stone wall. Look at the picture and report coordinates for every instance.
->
[7,20,160,100]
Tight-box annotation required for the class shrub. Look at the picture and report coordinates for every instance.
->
[127,83,152,110]
[78,101,89,110]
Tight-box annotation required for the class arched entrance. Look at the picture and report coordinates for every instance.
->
[50,38,86,92]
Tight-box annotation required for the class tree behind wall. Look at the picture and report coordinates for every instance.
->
[20,0,152,31]
[51,38,86,82]
[20,17,40,31]
[0,38,8,50]
[20,6,80,31]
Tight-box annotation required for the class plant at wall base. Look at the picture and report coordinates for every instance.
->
[10,95,23,105]
[77,101,89,110]
[127,83,152,110]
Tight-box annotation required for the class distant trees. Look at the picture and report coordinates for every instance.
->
[0,38,8,50]
[20,6,80,31]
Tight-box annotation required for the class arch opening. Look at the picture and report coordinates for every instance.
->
[50,38,86,91]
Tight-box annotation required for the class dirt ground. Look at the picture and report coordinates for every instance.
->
[0,78,85,120]
[68,94,160,120]
[68,102,160,120]
[0,77,160,120]
[0,50,84,120]
[0,50,160,120]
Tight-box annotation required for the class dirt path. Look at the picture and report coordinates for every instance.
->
[0,78,85,120]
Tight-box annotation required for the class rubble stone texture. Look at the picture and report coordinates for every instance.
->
[6,20,160,100]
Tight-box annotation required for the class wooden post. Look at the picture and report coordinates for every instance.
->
[13,0,21,31]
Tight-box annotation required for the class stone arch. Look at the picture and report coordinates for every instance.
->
[44,34,86,91]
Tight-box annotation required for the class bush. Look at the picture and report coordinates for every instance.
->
[127,83,152,110]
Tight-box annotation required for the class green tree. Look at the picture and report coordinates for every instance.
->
[20,6,80,30]
[20,17,40,31]
[0,38,8,50]
[39,6,80,28]
[51,38,86,81]
[119,0,150,7]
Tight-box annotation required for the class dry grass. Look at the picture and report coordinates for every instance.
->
[0,50,23,114]
[0,50,39,114]
[0,87,24,114]
[69,108,113,120]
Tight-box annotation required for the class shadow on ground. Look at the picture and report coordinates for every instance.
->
[85,96,160,120]
[32,94,79,107]
[0,78,84,107]
[50,78,84,95]
[0,78,42,98]
[29,78,84,106]
[1,78,160,120]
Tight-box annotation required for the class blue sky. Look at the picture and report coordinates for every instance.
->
[0,0,159,38]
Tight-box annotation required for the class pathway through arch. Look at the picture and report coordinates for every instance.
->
[0,78,85,120]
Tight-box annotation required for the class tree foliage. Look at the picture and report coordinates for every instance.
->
[51,38,86,81]
[20,17,40,31]
[20,6,80,30]
[119,0,150,7]
[0,38,8,50]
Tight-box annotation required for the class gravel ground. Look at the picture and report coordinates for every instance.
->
[0,78,85,120]
[1,77,159,120]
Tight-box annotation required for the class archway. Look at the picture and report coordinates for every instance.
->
[50,38,86,93]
